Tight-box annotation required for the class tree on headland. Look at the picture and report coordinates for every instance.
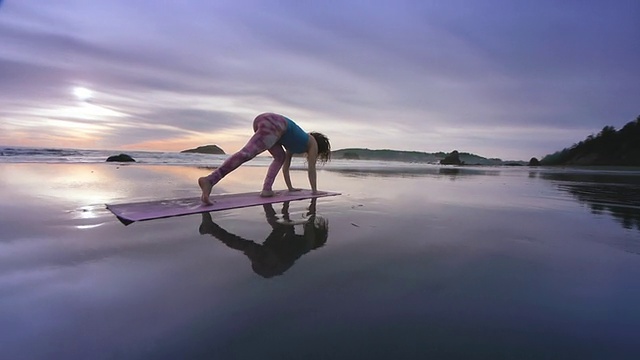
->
[540,115,640,166]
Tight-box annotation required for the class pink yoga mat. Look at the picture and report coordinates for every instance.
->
[106,189,340,224]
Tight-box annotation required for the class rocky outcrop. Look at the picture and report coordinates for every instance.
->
[528,157,540,166]
[440,150,463,165]
[181,145,225,154]
[106,153,135,162]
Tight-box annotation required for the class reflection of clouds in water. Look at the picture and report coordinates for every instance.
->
[541,171,640,233]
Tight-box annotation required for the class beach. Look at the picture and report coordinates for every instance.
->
[1,162,639,359]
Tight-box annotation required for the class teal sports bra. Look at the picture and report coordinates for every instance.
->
[279,118,309,153]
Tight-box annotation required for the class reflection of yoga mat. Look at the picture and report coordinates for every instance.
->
[106,190,341,224]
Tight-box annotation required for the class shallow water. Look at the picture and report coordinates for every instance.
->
[1,163,639,359]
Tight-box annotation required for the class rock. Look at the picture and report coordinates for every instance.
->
[528,157,540,166]
[106,153,136,162]
[440,150,463,165]
[181,145,225,154]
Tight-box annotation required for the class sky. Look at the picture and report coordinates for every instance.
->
[0,0,638,160]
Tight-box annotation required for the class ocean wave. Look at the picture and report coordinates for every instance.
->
[0,147,82,157]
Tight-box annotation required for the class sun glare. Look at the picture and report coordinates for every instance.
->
[73,86,93,101]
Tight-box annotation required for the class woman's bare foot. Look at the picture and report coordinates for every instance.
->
[198,177,213,205]
[260,189,274,197]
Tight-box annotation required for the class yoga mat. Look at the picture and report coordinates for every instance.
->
[106,189,340,225]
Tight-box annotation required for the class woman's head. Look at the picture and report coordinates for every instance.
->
[310,132,331,164]
[303,215,329,248]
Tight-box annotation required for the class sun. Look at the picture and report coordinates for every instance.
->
[73,87,93,101]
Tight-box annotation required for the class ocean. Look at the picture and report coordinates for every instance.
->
[0,146,239,166]
[1,146,640,359]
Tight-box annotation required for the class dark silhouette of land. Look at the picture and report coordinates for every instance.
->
[331,148,513,165]
[541,115,640,166]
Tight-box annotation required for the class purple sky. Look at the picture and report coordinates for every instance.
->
[1,0,638,160]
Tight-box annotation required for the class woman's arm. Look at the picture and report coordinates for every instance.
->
[306,136,319,193]
[283,151,295,191]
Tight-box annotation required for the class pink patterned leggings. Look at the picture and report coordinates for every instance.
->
[205,113,287,191]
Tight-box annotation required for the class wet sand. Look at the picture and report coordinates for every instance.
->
[1,163,639,359]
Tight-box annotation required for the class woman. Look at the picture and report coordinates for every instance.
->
[198,113,331,204]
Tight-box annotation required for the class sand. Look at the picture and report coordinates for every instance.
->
[1,162,639,359]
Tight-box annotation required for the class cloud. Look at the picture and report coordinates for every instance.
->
[0,0,638,159]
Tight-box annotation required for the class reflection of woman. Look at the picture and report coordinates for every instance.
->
[199,199,329,278]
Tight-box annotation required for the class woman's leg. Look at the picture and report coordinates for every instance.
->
[261,145,285,195]
[206,114,286,185]
[199,113,287,203]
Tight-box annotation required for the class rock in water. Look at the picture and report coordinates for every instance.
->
[440,150,462,165]
[528,157,540,166]
[106,154,136,162]
[181,145,225,154]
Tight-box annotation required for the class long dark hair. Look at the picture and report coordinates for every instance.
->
[310,132,331,164]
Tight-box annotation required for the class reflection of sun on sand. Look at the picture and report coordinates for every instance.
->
[0,164,120,205]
